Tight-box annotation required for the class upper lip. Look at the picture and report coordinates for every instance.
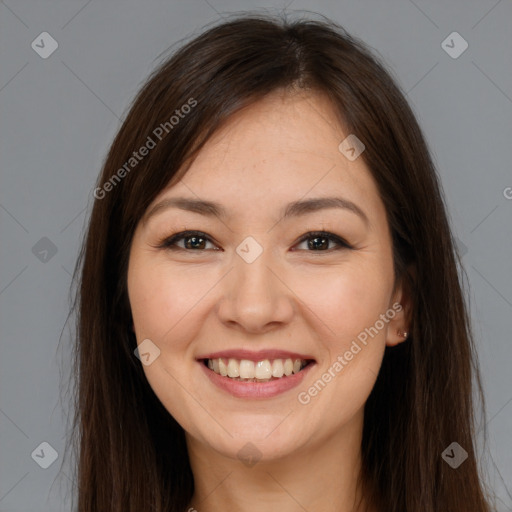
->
[197,349,316,362]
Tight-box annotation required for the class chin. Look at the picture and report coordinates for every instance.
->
[190,413,312,462]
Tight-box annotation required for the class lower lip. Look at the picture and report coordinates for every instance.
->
[199,361,315,399]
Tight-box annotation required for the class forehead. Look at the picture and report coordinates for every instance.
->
[150,90,384,223]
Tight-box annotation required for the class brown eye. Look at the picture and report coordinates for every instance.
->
[294,231,352,251]
[159,231,218,251]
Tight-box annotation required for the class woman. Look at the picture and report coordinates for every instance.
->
[70,12,494,512]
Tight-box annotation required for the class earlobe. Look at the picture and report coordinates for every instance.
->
[385,310,410,347]
[393,327,409,345]
[396,329,409,339]
[386,266,414,347]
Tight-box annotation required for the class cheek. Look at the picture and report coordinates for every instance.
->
[294,259,393,343]
[296,260,392,413]
[128,257,210,340]
[128,257,210,434]
[293,274,388,420]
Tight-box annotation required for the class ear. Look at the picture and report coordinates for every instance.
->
[386,265,414,347]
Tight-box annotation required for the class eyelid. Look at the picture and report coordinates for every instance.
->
[156,230,219,251]
[156,229,353,252]
[294,231,353,251]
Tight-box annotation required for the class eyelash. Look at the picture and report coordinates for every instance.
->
[156,230,353,253]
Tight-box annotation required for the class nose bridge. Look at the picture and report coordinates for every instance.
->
[235,246,274,298]
[217,239,294,331]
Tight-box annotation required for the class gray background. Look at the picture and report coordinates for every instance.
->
[1,1,511,510]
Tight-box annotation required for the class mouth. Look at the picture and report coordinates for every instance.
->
[202,357,315,382]
[196,350,316,399]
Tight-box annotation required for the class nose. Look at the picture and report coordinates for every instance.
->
[216,248,295,334]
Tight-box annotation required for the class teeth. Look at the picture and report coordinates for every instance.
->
[227,358,240,378]
[255,360,272,379]
[206,357,309,381]
[218,359,228,377]
[284,359,293,376]
[272,359,284,378]
[239,360,255,379]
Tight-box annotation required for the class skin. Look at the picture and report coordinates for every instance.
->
[127,89,411,512]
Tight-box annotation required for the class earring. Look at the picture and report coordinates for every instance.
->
[397,329,408,339]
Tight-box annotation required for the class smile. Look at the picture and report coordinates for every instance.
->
[197,350,316,399]
[204,357,313,381]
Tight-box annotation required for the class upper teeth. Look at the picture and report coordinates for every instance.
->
[207,358,307,380]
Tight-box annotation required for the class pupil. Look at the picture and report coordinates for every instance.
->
[186,236,205,249]
[308,236,328,250]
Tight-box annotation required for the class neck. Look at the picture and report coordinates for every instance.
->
[185,412,374,512]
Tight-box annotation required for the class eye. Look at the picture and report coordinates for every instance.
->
[157,230,219,251]
[293,231,352,251]
[156,230,352,253]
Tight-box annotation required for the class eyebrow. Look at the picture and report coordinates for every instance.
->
[143,196,369,226]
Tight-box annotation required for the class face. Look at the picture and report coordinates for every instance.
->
[127,89,408,462]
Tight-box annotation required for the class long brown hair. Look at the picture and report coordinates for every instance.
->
[66,12,494,511]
